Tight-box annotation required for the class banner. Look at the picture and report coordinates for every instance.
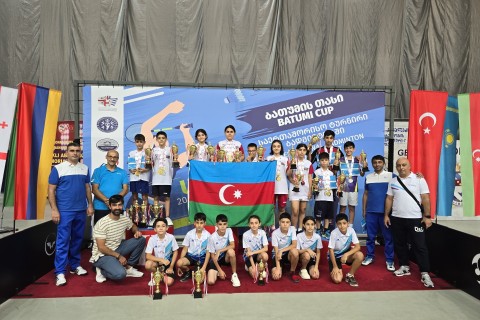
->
[407,90,448,219]
[83,86,385,233]
[458,93,480,217]
[189,161,275,226]
[52,121,83,166]
[0,86,18,190]
[4,83,61,220]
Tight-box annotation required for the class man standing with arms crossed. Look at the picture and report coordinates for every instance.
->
[48,142,94,286]
[384,157,434,287]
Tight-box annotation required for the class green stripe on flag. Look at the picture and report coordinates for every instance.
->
[189,202,274,227]
[458,94,474,217]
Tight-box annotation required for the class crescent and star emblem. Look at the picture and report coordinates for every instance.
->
[472,149,480,163]
[218,184,243,205]
[418,112,437,135]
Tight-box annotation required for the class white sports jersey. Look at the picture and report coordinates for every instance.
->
[151,146,173,185]
[216,139,243,162]
[128,149,150,182]
[289,159,313,201]
[266,155,289,194]
[145,233,178,262]
[328,227,359,259]
[182,229,211,260]
[207,228,234,259]
[296,232,323,250]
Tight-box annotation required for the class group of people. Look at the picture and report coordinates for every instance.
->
[48,126,435,289]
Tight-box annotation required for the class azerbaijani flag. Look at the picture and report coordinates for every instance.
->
[4,83,61,220]
[407,90,448,218]
[189,161,275,226]
[0,86,18,189]
[458,93,480,217]
[436,96,459,216]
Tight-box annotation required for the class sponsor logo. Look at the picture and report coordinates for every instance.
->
[96,138,119,151]
[97,117,118,133]
[472,253,480,284]
[45,232,56,256]
[414,226,424,232]
[97,96,118,109]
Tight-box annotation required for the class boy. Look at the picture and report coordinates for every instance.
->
[245,143,259,162]
[176,212,211,282]
[328,213,364,287]
[207,214,241,287]
[362,155,395,271]
[243,215,269,279]
[338,141,367,227]
[128,134,150,206]
[271,212,300,283]
[151,131,173,225]
[145,217,178,286]
[297,216,322,280]
[313,152,337,239]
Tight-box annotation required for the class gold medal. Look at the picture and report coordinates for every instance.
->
[135,169,140,176]
[158,167,166,176]
[276,173,281,181]
[325,189,332,197]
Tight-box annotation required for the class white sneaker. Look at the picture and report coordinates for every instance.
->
[126,267,144,277]
[166,217,173,226]
[95,267,106,283]
[299,269,311,280]
[421,273,434,288]
[56,274,67,286]
[70,266,88,276]
[394,265,411,277]
[231,273,241,287]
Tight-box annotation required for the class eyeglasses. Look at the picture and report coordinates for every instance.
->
[107,156,119,159]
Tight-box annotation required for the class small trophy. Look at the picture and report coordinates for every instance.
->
[140,202,148,227]
[207,143,215,161]
[145,147,152,168]
[153,265,165,300]
[312,176,320,197]
[151,201,161,219]
[193,263,203,299]
[360,149,369,172]
[292,172,302,192]
[289,147,297,169]
[257,144,265,161]
[217,148,226,162]
[234,148,242,162]
[189,144,197,158]
[171,142,180,168]
[257,259,266,286]
[309,135,320,147]
[337,173,346,197]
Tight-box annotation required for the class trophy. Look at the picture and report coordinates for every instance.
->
[193,263,203,299]
[312,176,320,197]
[360,149,369,172]
[292,171,302,192]
[151,201,161,219]
[207,143,215,161]
[153,265,165,300]
[234,148,242,162]
[189,144,197,158]
[337,173,346,197]
[140,202,148,227]
[257,258,266,286]
[126,205,134,221]
[133,200,140,224]
[171,142,180,168]
[309,135,320,147]
[217,148,226,162]
[288,147,297,169]
[145,147,152,167]
[257,144,265,161]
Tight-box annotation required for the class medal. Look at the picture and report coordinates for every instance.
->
[276,173,281,181]
[348,176,353,183]
[158,167,166,176]
[325,189,332,197]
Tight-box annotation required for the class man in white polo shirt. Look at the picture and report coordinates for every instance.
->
[384,157,434,288]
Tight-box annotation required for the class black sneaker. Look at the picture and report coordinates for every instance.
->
[180,271,192,282]
[345,274,358,287]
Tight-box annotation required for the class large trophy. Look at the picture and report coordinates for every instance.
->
[288,147,297,169]
[139,202,147,228]
[126,206,134,221]
[193,262,203,299]
[292,171,302,192]
[171,142,180,168]
[233,148,242,162]
[189,144,197,159]
[360,149,369,172]
[153,265,165,300]
[257,258,266,286]
[217,148,226,162]
[337,173,346,197]
[133,200,140,224]
[312,176,320,197]
[257,144,265,161]
[145,147,152,168]
[207,143,215,161]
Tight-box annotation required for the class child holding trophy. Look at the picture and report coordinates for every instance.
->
[266,140,289,224]
[145,217,178,287]
[127,134,151,208]
[313,152,337,239]
[287,143,314,232]
[216,125,244,162]
[151,131,174,225]
[242,215,269,281]
[188,129,213,162]
[338,141,367,227]
[297,216,322,280]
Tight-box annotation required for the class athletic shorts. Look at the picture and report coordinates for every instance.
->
[152,185,172,197]
[185,253,205,266]
[306,257,316,270]
[328,257,352,272]
[207,254,228,270]
[130,180,149,195]
[315,201,334,220]
[274,194,288,209]
[272,251,290,266]
[244,253,259,268]
[150,261,175,278]
[339,191,358,207]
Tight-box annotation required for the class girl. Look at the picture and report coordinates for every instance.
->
[296,216,322,279]
[216,125,244,162]
[266,140,289,227]
[188,129,213,162]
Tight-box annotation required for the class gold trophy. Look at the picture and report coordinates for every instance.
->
[234,148,242,162]
[337,173,346,197]
[145,147,152,168]
[171,142,180,168]
[257,144,265,161]
[207,143,216,161]
[189,144,197,158]
[257,258,266,286]
[151,201,161,219]
[193,263,203,299]
[127,205,134,221]
[217,148,226,162]
[292,171,302,192]
[153,265,165,300]
[360,149,369,172]
[133,200,140,224]
[309,135,320,147]
[140,202,147,227]
[288,147,297,169]
[312,176,320,197]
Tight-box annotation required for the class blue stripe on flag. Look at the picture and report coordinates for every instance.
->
[189,161,276,184]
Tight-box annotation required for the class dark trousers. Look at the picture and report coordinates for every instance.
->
[391,216,430,272]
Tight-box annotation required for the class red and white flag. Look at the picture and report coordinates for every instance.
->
[0,85,18,189]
